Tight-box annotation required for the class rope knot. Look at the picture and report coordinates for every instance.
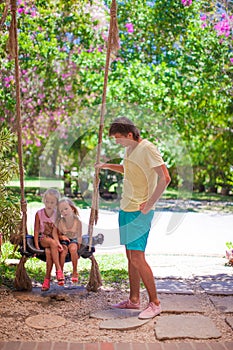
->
[10,0,17,13]
[109,0,120,54]
[110,8,117,17]
[20,200,27,213]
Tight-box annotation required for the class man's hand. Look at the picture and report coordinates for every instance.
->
[139,201,153,214]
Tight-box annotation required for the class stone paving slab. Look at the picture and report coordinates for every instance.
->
[90,308,141,319]
[13,291,51,303]
[99,317,150,330]
[154,315,222,340]
[209,296,233,313]
[25,314,67,329]
[159,294,204,313]
[200,279,233,295]
[225,316,233,330]
[13,285,87,303]
[156,279,194,294]
[36,284,87,295]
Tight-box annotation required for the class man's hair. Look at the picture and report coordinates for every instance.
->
[109,117,140,141]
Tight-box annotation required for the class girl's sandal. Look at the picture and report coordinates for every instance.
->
[41,278,50,291]
[58,280,65,286]
[56,270,64,281]
[71,274,79,283]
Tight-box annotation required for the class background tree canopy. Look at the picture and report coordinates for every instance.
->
[0,0,232,194]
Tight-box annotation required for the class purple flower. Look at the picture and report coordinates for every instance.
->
[200,14,207,21]
[181,0,192,6]
[230,58,233,63]
[125,23,134,33]
[214,19,231,37]
[35,139,41,147]
[30,10,37,18]
[25,139,33,146]
[17,7,25,14]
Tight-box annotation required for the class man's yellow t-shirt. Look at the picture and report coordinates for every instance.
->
[120,139,164,212]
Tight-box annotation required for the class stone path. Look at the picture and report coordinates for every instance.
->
[89,273,233,340]
[89,254,233,343]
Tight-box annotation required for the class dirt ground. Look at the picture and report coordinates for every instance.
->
[0,271,233,344]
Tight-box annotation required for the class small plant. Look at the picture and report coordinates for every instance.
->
[0,241,21,261]
[226,241,233,250]
[0,126,21,242]
[225,241,233,266]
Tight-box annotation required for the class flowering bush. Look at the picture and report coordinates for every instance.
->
[181,0,192,6]
[226,242,233,266]
[0,127,21,241]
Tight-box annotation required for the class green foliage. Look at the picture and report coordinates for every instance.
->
[0,241,46,287]
[0,127,21,241]
[0,0,107,176]
[0,264,16,288]
[107,0,233,193]
[0,0,232,193]
[226,241,233,250]
[0,241,21,260]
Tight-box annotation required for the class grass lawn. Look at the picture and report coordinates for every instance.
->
[7,177,232,203]
[0,241,128,289]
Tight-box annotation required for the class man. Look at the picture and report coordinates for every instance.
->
[96,117,171,319]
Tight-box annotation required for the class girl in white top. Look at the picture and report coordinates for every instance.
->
[52,198,82,283]
[34,188,64,290]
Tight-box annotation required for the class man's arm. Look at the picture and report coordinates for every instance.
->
[140,164,171,214]
[95,163,124,174]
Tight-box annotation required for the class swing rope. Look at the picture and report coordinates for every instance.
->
[4,0,119,292]
[8,0,28,249]
[86,0,119,292]
[88,0,119,246]
[7,0,32,291]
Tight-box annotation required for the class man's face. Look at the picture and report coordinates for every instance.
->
[112,132,135,147]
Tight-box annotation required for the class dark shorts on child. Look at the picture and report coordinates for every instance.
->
[119,210,154,251]
[60,238,78,246]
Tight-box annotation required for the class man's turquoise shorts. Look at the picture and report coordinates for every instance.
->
[119,210,154,251]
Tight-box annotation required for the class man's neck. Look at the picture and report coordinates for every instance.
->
[127,138,142,154]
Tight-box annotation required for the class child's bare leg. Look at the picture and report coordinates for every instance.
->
[69,243,78,278]
[40,237,62,272]
[44,248,53,279]
[59,245,68,272]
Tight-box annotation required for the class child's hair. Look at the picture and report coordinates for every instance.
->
[57,197,79,219]
[42,188,60,204]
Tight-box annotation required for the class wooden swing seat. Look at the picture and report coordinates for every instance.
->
[20,233,104,262]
